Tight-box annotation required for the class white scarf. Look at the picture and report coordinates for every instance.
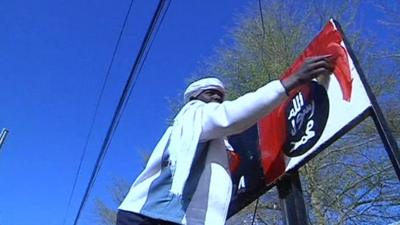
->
[167,100,204,195]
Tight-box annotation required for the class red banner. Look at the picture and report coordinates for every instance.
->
[259,19,368,184]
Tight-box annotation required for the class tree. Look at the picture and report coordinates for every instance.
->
[94,178,129,225]
[93,151,150,225]
[199,0,400,224]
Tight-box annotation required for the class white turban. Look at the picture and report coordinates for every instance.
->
[184,77,225,103]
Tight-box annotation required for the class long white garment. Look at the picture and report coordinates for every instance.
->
[119,80,288,225]
[168,101,204,195]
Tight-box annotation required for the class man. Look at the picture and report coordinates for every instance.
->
[117,56,333,225]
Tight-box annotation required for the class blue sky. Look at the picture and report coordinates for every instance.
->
[0,1,254,225]
[0,1,397,225]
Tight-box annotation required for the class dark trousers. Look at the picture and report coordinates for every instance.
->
[116,210,180,225]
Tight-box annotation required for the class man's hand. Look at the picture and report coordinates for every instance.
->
[281,55,333,93]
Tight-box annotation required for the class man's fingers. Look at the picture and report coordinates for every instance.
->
[306,59,333,72]
[305,55,333,63]
[310,67,332,78]
[293,55,334,87]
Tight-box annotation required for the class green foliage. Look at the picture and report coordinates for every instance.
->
[94,178,130,225]
[196,0,400,224]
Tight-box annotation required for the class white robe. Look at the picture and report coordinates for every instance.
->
[119,80,287,225]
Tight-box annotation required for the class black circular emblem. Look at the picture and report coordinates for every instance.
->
[283,81,329,157]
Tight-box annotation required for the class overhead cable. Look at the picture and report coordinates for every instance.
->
[71,1,171,224]
[61,1,135,224]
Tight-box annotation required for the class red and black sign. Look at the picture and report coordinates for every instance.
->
[283,81,330,157]
[228,19,380,216]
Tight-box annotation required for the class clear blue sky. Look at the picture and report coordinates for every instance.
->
[0,1,255,225]
[0,1,394,225]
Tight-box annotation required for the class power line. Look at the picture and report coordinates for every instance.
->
[61,0,135,224]
[251,198,260,225]
[258,0,266,38]
[258,0,270,81]
[71,1,171,225]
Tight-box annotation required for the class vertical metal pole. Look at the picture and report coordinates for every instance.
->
[277,171,308,225]
[0,128,9,151]
[334,19,400,181]
[370,106,400,180]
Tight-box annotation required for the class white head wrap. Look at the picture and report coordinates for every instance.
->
[183,77,225,103]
